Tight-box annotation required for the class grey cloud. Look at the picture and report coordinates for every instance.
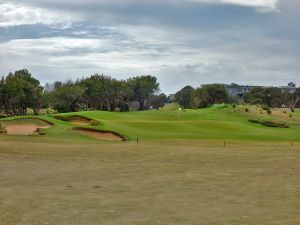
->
[0,0,299,94]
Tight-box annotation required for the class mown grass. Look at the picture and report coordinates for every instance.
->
[31,106,300,142]
[0,138,299,225]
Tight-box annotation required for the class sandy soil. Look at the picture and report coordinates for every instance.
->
[4,124,52,135]
[71,121,90,126]
[75,130,123,141]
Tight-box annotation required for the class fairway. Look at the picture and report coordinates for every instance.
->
[0,139,300,225]
[1,107,300,224]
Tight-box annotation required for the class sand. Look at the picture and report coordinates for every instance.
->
[4,124,52,135]
[74,129,123,141]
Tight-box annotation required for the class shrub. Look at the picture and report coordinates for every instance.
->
[262,106,272,114]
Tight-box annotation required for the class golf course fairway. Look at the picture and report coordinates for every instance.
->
[0,106,300,224]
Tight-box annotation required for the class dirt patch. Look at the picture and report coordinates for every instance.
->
[73,127,126,141]
[0,118,53,135]
[54,115,100,126]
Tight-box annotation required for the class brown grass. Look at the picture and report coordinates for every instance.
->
[0,138,299,225]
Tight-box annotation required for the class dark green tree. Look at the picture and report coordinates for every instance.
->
[175,86,194,109]
[147,93,168,109]
[192,87,211,108]
[0,70,43,116]
[80,74,111,111]
[244,87,265,105]
[202,84,228,104]
[245,87,287,108]
[127,75,159,110]
[51,83,84,113]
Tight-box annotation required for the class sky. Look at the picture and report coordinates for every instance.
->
[0,0,299,94]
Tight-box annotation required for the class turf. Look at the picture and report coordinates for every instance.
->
[0,139,299,225]
[34,106,300,142]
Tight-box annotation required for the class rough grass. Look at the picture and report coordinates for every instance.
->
[230,105,300,125]
[0,137,299,225]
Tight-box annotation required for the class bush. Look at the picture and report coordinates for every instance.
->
[262,106,272,114]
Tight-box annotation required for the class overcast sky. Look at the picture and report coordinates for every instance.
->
[0,0,299,93]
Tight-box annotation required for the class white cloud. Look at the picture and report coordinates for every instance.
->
[1,24,298,93]
[188,0,279,12]
[0,1,81,27]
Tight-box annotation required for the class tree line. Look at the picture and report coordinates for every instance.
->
[174,84,300,110]
[0,69,299,116]
[244,86,300,110]
[0,69,167,116]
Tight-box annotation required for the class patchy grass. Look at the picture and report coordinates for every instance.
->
[0,138,300,225]
[229,104,300,125]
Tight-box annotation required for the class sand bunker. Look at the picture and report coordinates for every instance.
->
[54,115,100,126]
[73,128,126,141]
[0,118,53,136]
[5,124,52,135]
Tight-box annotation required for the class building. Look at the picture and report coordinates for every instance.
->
[225,84,257,98]
[224,83,297,98]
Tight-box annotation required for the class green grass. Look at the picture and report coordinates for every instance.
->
[1,107,300,224]
[25,106,300,142]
